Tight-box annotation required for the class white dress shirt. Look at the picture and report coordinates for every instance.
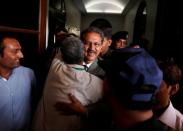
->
[158,101,183,131]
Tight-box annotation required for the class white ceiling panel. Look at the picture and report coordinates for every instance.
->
[73,0,130,14]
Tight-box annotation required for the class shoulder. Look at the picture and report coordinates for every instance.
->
[88,72,103,82]
[49,57,65,74]
[14,66,34,72]
[13,66,35,78]
[133,116,166,131]
[89,60,106,79]
[90,59,103,71]
[159,102,183,129]
[175,108,183,120]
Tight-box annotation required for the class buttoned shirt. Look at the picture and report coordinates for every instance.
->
[83,62,92,71]
[83,59,106,79]
[159,101,183,131]
[0,66,36,131]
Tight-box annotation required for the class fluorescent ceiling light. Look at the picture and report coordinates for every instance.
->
[85,1,124,14]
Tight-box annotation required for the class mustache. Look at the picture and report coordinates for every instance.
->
[86,49,96,54]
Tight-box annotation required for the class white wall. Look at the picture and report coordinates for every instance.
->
[122,0,158,50]
[121,4,139,45]
[65,0,81,35]
[63,0,158,50]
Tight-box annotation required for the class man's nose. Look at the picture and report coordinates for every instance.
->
[18,51,24,58]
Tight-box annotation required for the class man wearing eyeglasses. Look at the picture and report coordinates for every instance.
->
[81,27,106,79]
[80,27,111,131]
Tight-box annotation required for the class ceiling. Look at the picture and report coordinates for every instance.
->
[73,0,130,14]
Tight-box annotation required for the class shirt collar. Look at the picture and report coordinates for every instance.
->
[83,62,92,68]
[0,76,8,81]
[67,64,85,71]
[158,101,176,129]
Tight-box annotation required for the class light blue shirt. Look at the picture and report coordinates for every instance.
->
[0,66,36,131]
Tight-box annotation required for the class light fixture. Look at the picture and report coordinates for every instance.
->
[85,1,124,14]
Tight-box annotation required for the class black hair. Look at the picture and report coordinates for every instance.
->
[90,18,112,29]
[0,36,7,56]
[158,59,182,85]
[0,37,4,56]
[112,31,128,42]
[89,18,112,39]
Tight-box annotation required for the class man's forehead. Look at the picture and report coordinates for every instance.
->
[86,35,102,42]
[4,39,21,49]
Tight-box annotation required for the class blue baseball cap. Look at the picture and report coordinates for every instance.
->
[104,47,163,109]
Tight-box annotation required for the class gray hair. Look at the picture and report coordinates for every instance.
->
[59,36,84,64]
[81,27,104,43]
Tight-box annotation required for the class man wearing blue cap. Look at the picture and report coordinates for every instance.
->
[103,47,166,131]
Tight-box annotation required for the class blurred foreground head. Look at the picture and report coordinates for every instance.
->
[103,47,163,110]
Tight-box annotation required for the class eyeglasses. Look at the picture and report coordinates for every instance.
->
[84,41,102,47]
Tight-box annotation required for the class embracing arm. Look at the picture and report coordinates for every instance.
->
[54,93,87,115]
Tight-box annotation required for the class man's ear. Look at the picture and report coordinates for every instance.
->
[169,84,179,96]
[108,39,112,46]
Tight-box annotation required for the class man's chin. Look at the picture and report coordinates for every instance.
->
[14,63,21,67]
[86,57,96,62]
